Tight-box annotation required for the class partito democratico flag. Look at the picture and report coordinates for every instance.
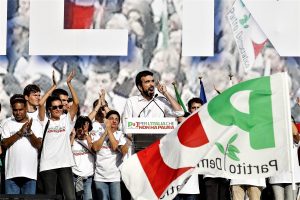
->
[227,0,268,72]
[120,73,292,200]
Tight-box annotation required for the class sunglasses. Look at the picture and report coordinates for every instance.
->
[50,105,63,110]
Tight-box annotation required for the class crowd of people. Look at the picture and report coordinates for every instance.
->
[0,70,300,200]
[1,0,300,122]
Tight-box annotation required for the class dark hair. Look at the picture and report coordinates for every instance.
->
[10,94,26,106]
[0,103,1,112]
[187,98,203,111]
[74,116,93,132]
[46,96,62,111]
[23,84,41,96]
[52,88,69,98]
[105,110,120,123]
[135,70,153,88]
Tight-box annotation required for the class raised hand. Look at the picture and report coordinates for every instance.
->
[156,81,167,95]
[19,118,33,136]
[100,89,106,106]
[52,70,57,86]
[67,70,76,84]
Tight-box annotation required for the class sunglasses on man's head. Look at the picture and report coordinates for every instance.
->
[50,105,63,110]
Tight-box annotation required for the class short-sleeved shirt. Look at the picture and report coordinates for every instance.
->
[39,113,75,172]
[93,130,126,182]
[2,117,43,180]
[72,139,95,177]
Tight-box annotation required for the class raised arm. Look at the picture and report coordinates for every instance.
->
[100,89,110,114]
[67,70,79,121]
[88,89,110,121]
[38,71,57,121]
[156,81,183,112]
[92,129,108,151]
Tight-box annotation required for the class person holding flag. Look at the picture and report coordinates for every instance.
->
[121,73,293,200]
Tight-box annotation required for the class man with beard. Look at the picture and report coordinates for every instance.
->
[122,70,184,151]
[121,70,183,199]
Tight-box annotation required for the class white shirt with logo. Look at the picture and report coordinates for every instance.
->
[2,117,43,180]
[72,139,95,177]
[39,113,75,172]
[93,130,126,182]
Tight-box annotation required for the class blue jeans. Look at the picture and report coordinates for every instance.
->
[40,167,75,200]
[5,177,36,194]
[73,175,93,200]
[94,181,121,200]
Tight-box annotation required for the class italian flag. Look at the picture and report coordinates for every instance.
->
[121,73,292,200]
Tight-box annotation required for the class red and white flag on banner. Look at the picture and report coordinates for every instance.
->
[121,73,293,200]
[227,0,268,72]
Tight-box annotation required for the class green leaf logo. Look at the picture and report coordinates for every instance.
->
[239,14,251,29]
[215,142,225,154]
[228,134,238,144]
[215,134,241,170]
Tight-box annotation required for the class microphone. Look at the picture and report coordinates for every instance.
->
[138,94,158,117]
[153,99,165,117]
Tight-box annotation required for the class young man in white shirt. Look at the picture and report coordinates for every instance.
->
[23,84,41,119]
[1,94,43,194]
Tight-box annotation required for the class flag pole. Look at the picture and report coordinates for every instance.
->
[282,73,296,192]
[228,73,233,87]
[172,81,188,113]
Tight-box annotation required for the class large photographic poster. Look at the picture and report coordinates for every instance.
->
[0,0,300,121]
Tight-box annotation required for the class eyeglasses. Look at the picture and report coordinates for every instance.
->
[50,105,63,110]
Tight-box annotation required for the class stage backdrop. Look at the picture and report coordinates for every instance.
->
[0,0,300,121]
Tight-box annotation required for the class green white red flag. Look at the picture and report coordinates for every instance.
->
[121,73,292,200]
[227,0,268,71]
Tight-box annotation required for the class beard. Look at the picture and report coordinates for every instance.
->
[141,86,155,98]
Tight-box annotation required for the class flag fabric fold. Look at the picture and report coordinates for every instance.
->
[121,73,292,200]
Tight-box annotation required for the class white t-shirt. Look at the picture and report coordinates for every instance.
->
[39,113,75,172]
[122,94,184,122]
[2,117,43,180]
[72,139,95,177]
[93,130,126,182]
[90,121,105,137]
[27,109,38,120]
